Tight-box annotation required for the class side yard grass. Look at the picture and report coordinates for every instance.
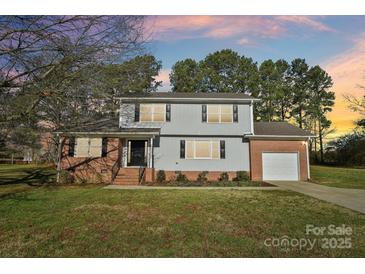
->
[0,164,56,197]
[311,165,365,189]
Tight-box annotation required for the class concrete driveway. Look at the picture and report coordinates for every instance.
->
[269,181,365,214]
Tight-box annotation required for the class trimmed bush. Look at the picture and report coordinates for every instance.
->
[197,171,208,183]
[176,172,188,183]
[59,170,74,184]
[218,172,229,182]
[156,170,166,183]
[234,171,249,181]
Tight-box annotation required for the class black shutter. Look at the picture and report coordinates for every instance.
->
[101,137,108,157]
[166,104,171,122]
[220,140,225,159]
[134,103,140,122]
[202,105,207,122]
[233,104,238,122]
[153,136,160,147]
[68,137,75,157]
[180,140,185,159]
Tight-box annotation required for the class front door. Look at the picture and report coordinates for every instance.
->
[128,140,147,166]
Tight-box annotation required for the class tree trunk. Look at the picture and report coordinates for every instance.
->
[56,135,64,184]
[299,106,303,129]
[313,120,318,163]
[318,118,324,164]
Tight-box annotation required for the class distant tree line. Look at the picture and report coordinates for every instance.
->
[170,49,336,163]
[325,90,365,166]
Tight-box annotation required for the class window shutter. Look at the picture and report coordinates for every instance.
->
[134,103,140,122]
[180,140,185,159]
[220,140,225,159]
[166,104,171,122]
[68,137,75,157]
[202,105,207,122]
[233,104,238,122]
[101,137,108,157]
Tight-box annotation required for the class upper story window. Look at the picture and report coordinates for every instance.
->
[207,104,233,123]
[140,104,166,122]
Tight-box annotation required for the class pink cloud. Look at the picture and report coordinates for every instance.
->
[156,68,171,91]
[237,38,256,47]
[276,16,335,32]
[147,16,333,41]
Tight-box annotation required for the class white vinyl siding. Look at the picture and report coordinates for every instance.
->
[185,140,220,159]
[207,104,233,123]
[140,104,166,122]
[75,138,102,157]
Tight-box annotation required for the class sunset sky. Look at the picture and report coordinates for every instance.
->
[147,16,365,138]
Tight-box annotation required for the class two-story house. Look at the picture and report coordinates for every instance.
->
[58,92,314,184]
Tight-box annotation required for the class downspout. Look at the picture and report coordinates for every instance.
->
[249,100,255,180]
[305,137,310,180]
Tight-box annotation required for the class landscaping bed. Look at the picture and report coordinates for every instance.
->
[143,170,275,187]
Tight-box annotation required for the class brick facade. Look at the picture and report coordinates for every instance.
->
[61,137,120,183]
[249,139,309,181]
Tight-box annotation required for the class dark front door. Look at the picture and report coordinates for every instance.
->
[128,140,147,166]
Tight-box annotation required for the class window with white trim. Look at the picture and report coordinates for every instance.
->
[75,138,102,157]
[140,104,166,122]
[207,104,233,123]
[185,140,220,159]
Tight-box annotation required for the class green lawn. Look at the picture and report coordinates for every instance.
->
[311,165,365,189]
[0,185,364,257]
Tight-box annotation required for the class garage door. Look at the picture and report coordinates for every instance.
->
[262,152,299,181]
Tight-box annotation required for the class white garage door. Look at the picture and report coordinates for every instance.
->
[262,152,299,181]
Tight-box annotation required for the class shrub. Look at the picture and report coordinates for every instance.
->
[156,170,166,183]
[59,170,74,184]
[234,171,249,181]
[197,171,208,183]
[218,172,229,181]
[176,172,188,183]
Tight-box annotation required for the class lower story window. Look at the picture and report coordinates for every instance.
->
[185,140,220,159]
[75,138,102,157]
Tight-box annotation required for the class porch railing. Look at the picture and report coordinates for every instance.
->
[138,166,146,184]
[111,142,123,182]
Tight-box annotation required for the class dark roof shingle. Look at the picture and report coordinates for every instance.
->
[118,92,256,100]
[254,122,314,137]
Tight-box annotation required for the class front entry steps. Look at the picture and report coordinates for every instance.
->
[113,168,140,185]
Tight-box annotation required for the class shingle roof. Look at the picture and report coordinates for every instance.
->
[254,122,314,137]
[118,92,257,101]
[55,117,160,134]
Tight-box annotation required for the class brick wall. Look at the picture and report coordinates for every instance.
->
[61,137,121,183]
[249,139,309,181]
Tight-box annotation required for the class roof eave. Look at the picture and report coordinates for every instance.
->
[116,97,260,103]
[247,135,314,140]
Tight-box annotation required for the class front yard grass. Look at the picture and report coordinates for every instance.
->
[0,185,364,257]
[311,165,365,189]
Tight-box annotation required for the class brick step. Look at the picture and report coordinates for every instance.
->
[113,179,139,184]
[116,174,139,178]
[113,180,139,185]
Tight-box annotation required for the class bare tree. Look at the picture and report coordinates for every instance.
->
[0,16,145,89]
[0,16,146,162]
